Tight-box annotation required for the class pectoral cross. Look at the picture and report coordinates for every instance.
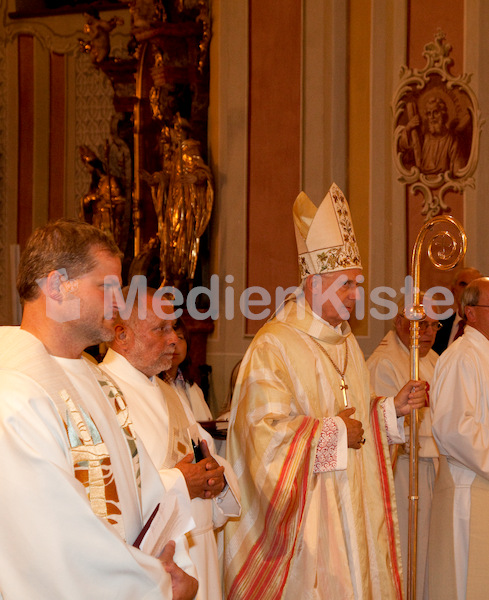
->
[340,378,348,407]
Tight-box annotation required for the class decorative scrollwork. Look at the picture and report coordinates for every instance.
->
[392,31,484,220]
[426,217,467,270]
[412,215,467,286]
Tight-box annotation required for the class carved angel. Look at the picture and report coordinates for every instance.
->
[79,10,124,64]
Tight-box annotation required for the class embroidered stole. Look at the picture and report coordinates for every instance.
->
[2,329,140,541]
[157,379,195,468]
[67,365,142,540]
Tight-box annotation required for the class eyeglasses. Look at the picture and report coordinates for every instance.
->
[418,320,442,332]
[473,305,489,308]
[402,317,442,331]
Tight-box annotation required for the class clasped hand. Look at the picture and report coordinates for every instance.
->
[176,439,225,500]
[338,407,364,450]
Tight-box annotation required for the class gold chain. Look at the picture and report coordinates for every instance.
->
[311,338,348,377]
[311,338,349,407]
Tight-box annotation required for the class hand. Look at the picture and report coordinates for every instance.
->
[394,380,428,417]
[176,441,225,500]
[159,541,198,600]
[406,114,420,132]
[338,407,365,450]
[200,440,226,495]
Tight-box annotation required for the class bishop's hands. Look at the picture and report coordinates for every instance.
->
[337,381,427,450]
[159,540,199,600]
[338,407,365,450]
[394,380,428,417]
[176,439,225,500]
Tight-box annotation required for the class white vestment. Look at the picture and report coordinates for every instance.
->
[0,326,195,600]
[101,349,240,600]
[430,326,489,600]
[172,377,213,423]
[367,329,439,600]
[224,296,405,600]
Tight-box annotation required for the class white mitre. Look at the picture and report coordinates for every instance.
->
[293,182,362,279]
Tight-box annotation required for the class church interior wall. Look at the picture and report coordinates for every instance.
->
[1,0,489,410]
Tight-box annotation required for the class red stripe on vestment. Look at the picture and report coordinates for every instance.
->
[371,397,403,600]
[228,417,319,600]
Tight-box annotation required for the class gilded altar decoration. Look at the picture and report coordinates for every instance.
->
[141,114,214,287]
[392,31,484,220]
[131,0,212,290]
[78,0,213,292]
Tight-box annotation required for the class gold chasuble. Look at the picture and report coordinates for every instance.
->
[224,297,402,600]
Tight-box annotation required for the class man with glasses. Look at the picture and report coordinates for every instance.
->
[429,277,489,599]
[367,296,441,600]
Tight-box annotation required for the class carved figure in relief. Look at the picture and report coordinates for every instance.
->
[399,94,467,176]
[79,10,124,64]
[141,115,214,287]
[392,32,482,220]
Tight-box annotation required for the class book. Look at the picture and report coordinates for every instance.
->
[133,494,195,557]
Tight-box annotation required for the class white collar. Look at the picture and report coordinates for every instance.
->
[298,294,345,334]
[102,348,158,388]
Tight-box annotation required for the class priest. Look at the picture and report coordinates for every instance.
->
[0,219,197,599]
[367,296,441,600]
[223,183,427,599]
[101,287,241,600]
[429,276,489,599]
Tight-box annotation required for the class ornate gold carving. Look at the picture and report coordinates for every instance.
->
[141,113,214,286]
[75,0,212,290]
[79,132,131,252]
